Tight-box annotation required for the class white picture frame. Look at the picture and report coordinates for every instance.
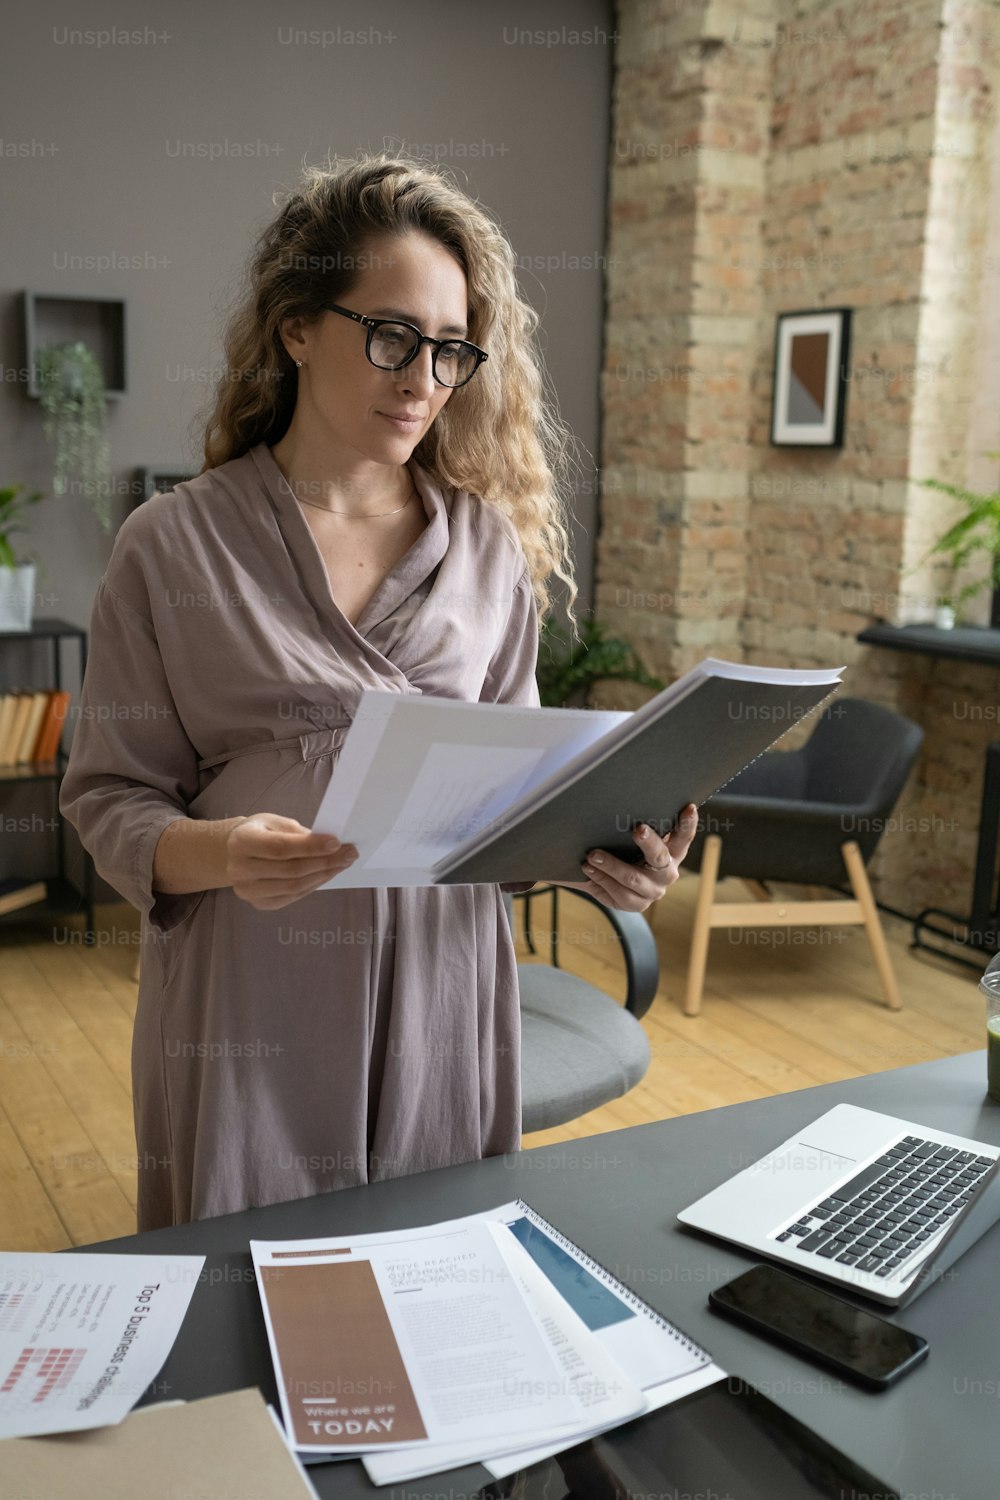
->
[771,308,851,447]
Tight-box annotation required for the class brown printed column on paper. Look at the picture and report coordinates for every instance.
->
[259,1260,427,1447]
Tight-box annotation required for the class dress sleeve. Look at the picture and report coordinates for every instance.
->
[481,565,541,895]
[59,578,204,935]
[480,566,541,710]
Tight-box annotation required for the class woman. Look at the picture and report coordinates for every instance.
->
[60,154,696,1231]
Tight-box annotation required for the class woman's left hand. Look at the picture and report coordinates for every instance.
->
[558,804,699,913]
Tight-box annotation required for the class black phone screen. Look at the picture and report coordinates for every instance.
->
[710,1264,928,1384]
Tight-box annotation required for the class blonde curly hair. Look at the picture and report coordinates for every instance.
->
[195,152,580,629]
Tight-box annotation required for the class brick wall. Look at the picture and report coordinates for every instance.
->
[599,0,1000,924]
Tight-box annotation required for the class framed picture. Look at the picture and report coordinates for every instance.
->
[133,466,197,507]
[770,308,851,447]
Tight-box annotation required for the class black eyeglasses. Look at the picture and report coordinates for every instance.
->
[324,302,488,388]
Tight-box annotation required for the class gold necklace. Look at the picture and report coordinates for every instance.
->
[294,482,417,519]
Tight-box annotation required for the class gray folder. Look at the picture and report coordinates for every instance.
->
[439,672,840,885]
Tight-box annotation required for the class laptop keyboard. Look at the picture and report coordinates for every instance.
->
[774,1134,995,1279]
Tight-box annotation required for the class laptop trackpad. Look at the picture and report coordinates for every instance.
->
[745,1104,893,1222]
[680,1105,886,1236]
[743,1140,857,1225]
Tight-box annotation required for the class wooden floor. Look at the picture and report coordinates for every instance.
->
[0,874,982,1251]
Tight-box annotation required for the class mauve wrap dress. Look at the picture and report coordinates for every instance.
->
[59,442,540,1230]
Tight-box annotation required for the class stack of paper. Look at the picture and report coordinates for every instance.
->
[251,1200,725,1483]
[0,1250,204,1440]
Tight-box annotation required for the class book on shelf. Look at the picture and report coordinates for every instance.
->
[16,691,49,762]
[32,690,71,762]
[0,689,71,765]
[311,655,844,888]
[0,690,21,763]
[1,691,35,765]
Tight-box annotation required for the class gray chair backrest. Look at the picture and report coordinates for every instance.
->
[693,695,926,883]
[725,696,924,818]
[800,697,924,815]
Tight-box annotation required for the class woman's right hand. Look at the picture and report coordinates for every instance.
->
[225,813,358,909]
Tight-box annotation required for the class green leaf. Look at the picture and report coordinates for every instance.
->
[536,615,664,707]
[0,484,44,566]
[910,473,1000,613]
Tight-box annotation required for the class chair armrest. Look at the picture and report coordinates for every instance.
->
[707,793,862,824]
[509,885,660,1021]
[585,893,660,1021]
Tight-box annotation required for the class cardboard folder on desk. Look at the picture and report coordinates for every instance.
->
[0,1389,319,1499]
[312,656,843,888]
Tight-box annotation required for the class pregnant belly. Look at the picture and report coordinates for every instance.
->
[187,727,347,829]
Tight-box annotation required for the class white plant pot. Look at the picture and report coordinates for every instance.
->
[934,604,956,630]
[0,564,36,631]
[62,356,85,397]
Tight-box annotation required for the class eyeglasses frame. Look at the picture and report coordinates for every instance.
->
[323,301,488,388]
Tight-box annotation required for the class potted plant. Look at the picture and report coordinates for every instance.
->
[0,484,44,631]
[35,341,113,534]
[917,466,1000,628]
[933,591,956,632]
[537,614,665,707]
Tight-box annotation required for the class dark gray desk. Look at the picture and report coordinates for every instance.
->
[78,1051,999,1500]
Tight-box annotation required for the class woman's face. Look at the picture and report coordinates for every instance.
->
[282,231,470,463]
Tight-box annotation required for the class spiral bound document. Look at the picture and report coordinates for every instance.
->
[508,1199,712,1381]
[361,1201,722,1487]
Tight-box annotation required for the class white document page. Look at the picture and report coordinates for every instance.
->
[485,1361,728,1480]
[311,692,629,887]
[363,1222,647,1484]
[365,742,544,871]
[251,1222,588,1454]
[395,1201,712,1391]
[0,1252,205,1439]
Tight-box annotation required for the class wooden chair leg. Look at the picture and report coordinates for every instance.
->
[685,834,721,1017]
[841,840,902,1011]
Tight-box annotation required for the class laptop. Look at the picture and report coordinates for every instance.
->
[677,1103,1000,1307]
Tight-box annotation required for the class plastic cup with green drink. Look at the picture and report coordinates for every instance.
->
[979,952,1000,1102]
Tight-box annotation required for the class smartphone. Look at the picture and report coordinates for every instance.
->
[708,1263,929,1390]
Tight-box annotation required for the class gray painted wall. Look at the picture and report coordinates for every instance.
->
[0,0,613,893]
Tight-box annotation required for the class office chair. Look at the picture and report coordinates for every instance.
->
[504,887,658,1133]
[681,696,924,1016]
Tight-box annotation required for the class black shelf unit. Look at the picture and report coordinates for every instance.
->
[857,619,1000,666]
[0,617,95,943]
[858,620,1000,969]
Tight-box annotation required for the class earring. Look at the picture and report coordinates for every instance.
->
[295,360,303,368]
